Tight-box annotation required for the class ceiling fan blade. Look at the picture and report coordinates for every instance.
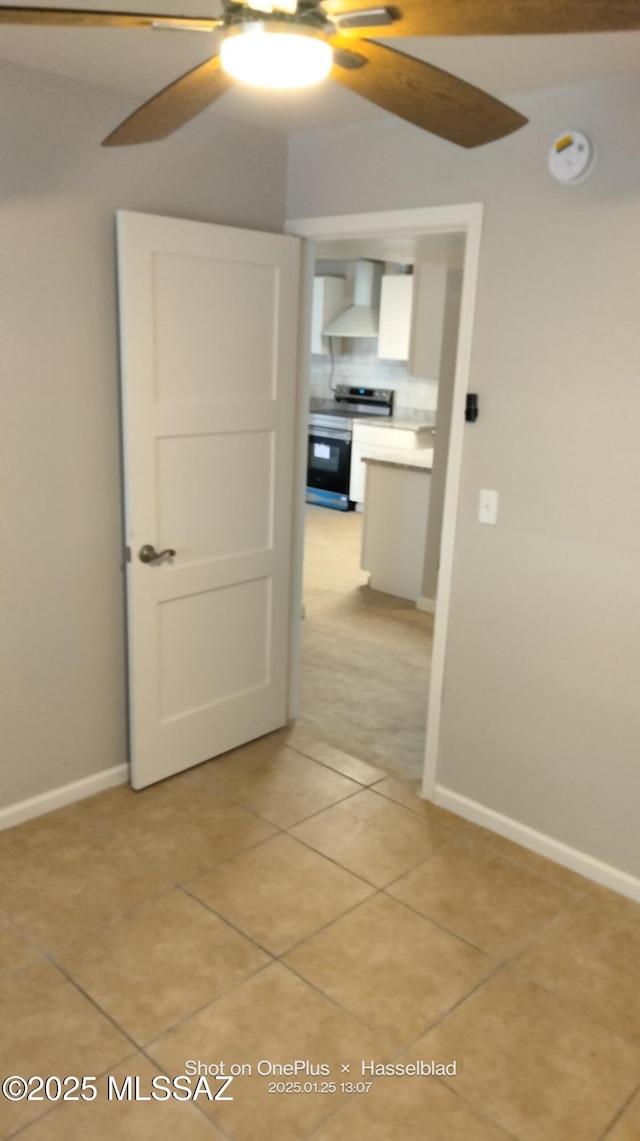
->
[332,44,366,68]
[0,6,220,30]
[323,0,640,37]
[102,56,233,146]
[330,35,527,147]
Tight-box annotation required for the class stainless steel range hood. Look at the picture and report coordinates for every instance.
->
[322,260,383,338]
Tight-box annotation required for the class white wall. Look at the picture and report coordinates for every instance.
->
[1,61,288,810]
[288,74,640,879]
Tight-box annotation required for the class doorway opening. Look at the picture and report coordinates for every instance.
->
[301,495,434,780]
[286,206,484,798]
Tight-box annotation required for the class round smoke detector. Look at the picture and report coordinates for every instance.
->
[548,131,595,185]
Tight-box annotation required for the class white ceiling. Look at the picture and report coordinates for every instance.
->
[1,3,639,134]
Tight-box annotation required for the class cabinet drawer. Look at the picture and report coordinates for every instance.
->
[353,423,422,449]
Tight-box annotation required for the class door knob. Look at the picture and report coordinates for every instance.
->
[139,544,176,564]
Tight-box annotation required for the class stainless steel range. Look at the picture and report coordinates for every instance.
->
[307,386,394,510]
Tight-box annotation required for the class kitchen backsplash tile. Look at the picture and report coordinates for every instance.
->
[309,338,438,414]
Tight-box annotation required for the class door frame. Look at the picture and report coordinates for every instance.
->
[284,203,484,800]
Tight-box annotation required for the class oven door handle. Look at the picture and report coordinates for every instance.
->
[309,428,351,443]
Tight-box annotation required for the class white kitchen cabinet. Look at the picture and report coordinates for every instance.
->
[377,266,449,378]
[409,264,448,379]
[349,419,434,506]
[361,458,432,601]
[311,276,346,355]
[377,275,413,360]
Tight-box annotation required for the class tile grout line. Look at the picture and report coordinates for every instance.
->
[384,858,602,965]
[107,782,292,841]
[302,1080,376,1141]
[375,810,596,898]
[377,831,471,891]
[392,959,506,1052]
[431,1076,522,1141]
[176,829,287,891]
[273,784,367,830]
[178,864,500,1056]
[274,887,382,961]
[9,735,595,936]
[2,882,177,965]
[180,826,373,897]
[2,1047,142,1141]
[179,876,386,970]
[446,832,595,897]
[4,740,535,975]
[187,753,369,831]
[300,963,513,1140]
[276,828,387,891]
[4,905,278,1128]
[285,740,386,784]
[374,841,600,961]
[0,912,51,978]
[286,736,621,903]
[140,957,276,1056]
[377,871,640,1057]
[177,881,282,960]
[295,722,430,778]
[180,780,595,973]
[505,957,640,1054]
[40,949,144,1053]
[598,1079,640,1140]
[135,1045,236,1141]
[0,768,374,986]
[36,744,610,907]
[279,788,462,873]
[275,953,402,1053]
[3,819,295,965]
[378,886,504,961]
[502,882,621,963]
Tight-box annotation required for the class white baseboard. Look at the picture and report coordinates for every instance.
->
[434,784,640,905]
[0,765,129,832]
[416,596,436,614]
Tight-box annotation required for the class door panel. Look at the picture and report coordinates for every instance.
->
[159,578,270,720]
[153,254,278,402]
[156,432,273,559]
[117,211,301,788]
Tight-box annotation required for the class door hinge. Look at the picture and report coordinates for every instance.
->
[125,546,131,562]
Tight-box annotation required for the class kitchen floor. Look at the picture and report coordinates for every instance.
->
[299,504,433,781]
[2,731,640,1141]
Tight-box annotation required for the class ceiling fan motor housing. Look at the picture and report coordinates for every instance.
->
[220,17,334,88]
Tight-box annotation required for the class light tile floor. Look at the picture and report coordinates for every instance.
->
[300,505,433,779]
[1,728,639,1141]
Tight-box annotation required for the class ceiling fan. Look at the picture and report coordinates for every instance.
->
[1,1,639,148]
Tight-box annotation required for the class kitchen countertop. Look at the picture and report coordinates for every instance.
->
[362,446,434,472]
[353,416,435,431]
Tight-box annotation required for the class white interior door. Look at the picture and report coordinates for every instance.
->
[117,210,301,789]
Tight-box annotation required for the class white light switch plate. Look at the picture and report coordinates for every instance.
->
[479,489,499,525]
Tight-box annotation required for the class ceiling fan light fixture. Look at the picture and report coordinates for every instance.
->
[220,21,332,89]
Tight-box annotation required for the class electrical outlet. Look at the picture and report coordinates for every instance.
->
[479,489,499,525]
